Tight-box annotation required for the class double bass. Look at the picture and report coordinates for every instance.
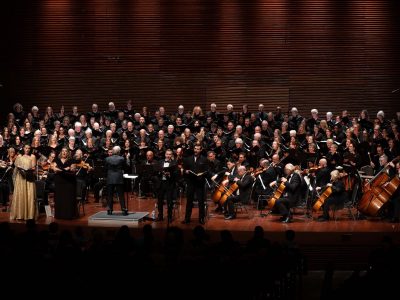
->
[358,156,400,216]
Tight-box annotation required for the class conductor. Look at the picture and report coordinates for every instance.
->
[105,146,128,215]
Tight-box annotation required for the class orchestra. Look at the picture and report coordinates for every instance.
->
[1,102,400,224]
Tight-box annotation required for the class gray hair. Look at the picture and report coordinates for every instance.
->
[112,146,121,155]
[238,165,247,172]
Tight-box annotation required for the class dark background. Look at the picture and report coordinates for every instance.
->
[1,0,399,118]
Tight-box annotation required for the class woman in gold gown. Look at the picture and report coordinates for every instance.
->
[10,144,37,220]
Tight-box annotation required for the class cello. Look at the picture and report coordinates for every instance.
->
[267,164,301,209]
[313,172,347,211]
[211,175,229,203]
[218,170,253,205]
[268,181,286,209]
[313,186,333,211]
[358,156,400,216]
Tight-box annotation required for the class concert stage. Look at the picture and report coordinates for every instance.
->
[1,194,399,270]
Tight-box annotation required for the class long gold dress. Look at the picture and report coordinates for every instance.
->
[10,155,37,220]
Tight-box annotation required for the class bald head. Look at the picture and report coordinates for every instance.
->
[319,158,327,168]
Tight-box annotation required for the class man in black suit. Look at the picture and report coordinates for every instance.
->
[156,149,177,223]
[105,146,128,215]
[315,158,331,188]
[271,163,302,223]
[224,166,254,220]
[182,144,208,224]
[253,159,277,202]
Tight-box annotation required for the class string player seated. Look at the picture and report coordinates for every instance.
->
[317,170,347,222]
[224,165,254,220]
[270,163,302,223]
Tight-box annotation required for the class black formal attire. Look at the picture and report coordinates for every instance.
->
[138,159,159,197]
[73,158,90,203]
[183,154,208,222]
[54,158,77,219]
[315,167,331,188]
[156,160,177,221]
[254,166,277,200]
[325,151,342,171]
[390,181,400,222]
[104,154,127,213]
[322,180,347,219]
[275,172,302,218]
[0,166,12,208]
[225,173,254,216]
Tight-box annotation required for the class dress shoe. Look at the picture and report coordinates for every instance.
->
[199,217,206,225]
[224,214,236,220]
[214,207,223,213]
[107,210,113,215]
[281,216,292,223]
[357,214,366,220]
[181,219,190,224]
[122,209,129,216]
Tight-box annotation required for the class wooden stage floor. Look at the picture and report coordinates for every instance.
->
[2,193,399,237]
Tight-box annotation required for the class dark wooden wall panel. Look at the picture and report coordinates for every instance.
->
[1,0,399,119]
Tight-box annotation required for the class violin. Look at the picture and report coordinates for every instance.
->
[41,161,56,171]
[251,167,266,177]
[74,161,91,169]
[301,166,321,175]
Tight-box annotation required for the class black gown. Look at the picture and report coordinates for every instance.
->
[54,158,77,219]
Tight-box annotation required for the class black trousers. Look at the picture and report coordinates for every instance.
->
[225,194,240,215]
[107,184,126,211]
[185,181,205,220]
[76,178,87,202]
[276,197,295,217]
[157,180,175,219]
[322,196,343,219]
[0,181,9,206]
[393,194,400,219]
[93,179,106,202]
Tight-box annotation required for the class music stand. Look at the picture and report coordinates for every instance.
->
[136,163,156,197]
[123,174,138,212]
[93,165,106,207]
